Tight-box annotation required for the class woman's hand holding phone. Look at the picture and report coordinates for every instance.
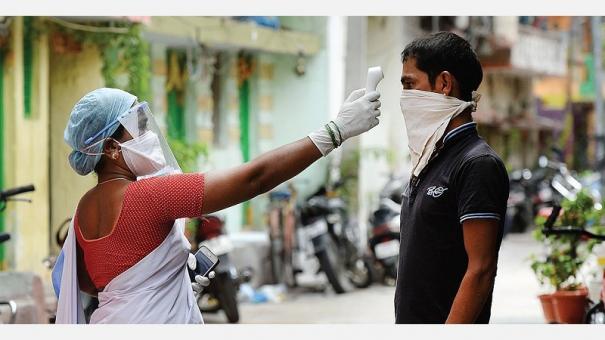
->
[187,252,216,295]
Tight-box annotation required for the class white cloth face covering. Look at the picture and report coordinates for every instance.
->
[400,89,481,177]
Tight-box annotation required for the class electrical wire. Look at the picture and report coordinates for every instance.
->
[47,17,130,34]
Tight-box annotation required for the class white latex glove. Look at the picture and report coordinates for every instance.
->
[308,88,381,156]
[188,253,215,295]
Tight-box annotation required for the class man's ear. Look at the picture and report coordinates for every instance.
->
[102,138,120,161]
[436,71,454,96]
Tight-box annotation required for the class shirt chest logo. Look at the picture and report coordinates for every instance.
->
[426,186,448,198]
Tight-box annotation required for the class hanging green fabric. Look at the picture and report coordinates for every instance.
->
[239,79,251,162]
[166,50,186,141]
[167,89,185,140]
[239,77,252,226]
[23,17,33,118]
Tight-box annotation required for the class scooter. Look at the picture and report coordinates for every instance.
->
[193,215,252,324]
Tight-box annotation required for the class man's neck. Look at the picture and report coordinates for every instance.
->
[435,112,473,150]
[445,112,473,135]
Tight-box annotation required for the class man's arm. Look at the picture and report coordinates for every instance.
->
[446,218,499,323]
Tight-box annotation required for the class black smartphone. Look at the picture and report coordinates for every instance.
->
[188,245,220,282]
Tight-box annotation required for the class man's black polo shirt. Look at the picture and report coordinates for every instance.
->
[394,122,509,324]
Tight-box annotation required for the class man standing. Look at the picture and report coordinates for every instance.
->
[394,31,509,323]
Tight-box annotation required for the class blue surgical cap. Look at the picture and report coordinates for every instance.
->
[64,88,137,176]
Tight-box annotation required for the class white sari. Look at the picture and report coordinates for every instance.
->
[54,214,203,324]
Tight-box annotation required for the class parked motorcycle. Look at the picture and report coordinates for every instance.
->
[305,183,373,290]
[0,184,35,324]
[193,215,252,323]
[367,175,405,285]
[0,233,17,324]
[0,184,35,212]
[538,155,583,202]
[531,154,601,222]
[267,182,361,294]
[505,168,539,236]
[504,153,591,237]
[295,187,353,294]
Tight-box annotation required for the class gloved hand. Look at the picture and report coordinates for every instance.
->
[308,88,381,156]
[188,253,215,296]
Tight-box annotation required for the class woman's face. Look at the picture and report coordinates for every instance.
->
[98,100,166,178]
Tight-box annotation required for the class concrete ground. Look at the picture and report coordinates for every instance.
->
[28,229,545,324]
[203,231,546,324]
[490,231,544,324]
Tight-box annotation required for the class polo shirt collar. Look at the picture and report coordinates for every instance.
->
[443,122,478,145]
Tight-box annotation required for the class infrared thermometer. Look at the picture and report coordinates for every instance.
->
[366,66,384,92]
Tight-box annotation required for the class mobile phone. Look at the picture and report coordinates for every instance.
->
[188,245,220,282]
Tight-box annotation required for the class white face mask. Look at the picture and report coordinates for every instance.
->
[119,131,168,177]
[400,89,481,177]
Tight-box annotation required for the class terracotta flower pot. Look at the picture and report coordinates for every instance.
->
[552,288,589,324]
[538,294,557,323]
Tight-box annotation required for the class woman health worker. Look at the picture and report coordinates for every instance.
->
[53,87,380,323]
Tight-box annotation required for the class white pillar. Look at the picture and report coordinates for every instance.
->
[327,16,348,204]
[256,53,275,154]
[212,52,244,234]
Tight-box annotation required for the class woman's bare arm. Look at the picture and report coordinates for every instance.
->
[200,89,380,215]
[202,137,322,214]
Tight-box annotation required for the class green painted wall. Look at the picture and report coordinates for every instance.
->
[0,50,5,267]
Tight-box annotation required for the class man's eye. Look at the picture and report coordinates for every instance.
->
[403,82,413,89]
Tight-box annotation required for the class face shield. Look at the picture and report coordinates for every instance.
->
[82,101,182,179]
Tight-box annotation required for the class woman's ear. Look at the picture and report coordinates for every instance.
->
[436,71,454,96]
[103,138,120,161]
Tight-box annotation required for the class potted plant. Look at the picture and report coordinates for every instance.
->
[529,255,557,323]
[530,190,605,324]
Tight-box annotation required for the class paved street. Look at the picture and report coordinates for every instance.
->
[490,231,544,324]
[203,231,545,324]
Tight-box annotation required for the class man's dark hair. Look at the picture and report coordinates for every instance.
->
[401,31,483,101]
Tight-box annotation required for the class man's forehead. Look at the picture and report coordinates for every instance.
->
[402,60,427,81]
[402,58,420,74]
[402,56,417,67]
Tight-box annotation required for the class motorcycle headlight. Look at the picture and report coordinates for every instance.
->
[327,214,340,224]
